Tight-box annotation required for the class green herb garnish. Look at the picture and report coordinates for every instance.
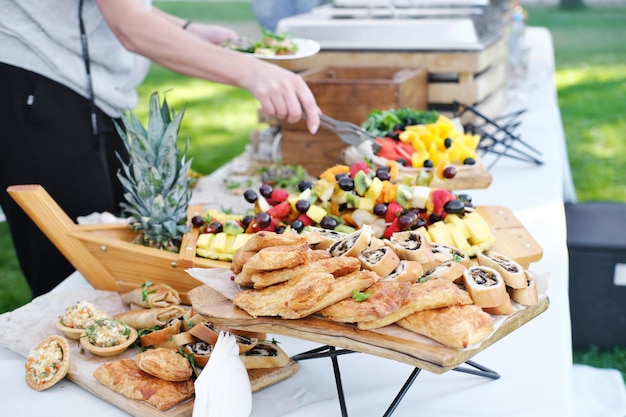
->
[351,290,371,302]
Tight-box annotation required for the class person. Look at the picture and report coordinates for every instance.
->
[252,0,328,32]
[0,0,321,298]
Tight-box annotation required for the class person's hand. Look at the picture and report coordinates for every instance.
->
[242,60,320,135]
[186,23,238,45]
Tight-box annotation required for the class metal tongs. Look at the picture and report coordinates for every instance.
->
[314,113,382,153]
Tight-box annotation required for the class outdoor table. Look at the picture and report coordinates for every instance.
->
[1,27,625,417]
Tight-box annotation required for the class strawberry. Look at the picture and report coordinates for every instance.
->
[428,189,456,217]
[296,213,313,227]
[385,201,403,223]
[349,161,370,178]
[266,201,291,219]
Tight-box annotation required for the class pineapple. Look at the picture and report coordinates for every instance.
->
[115,92,193,252]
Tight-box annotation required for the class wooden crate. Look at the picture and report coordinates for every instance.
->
[281,66,428,176]
[276,35,508,124]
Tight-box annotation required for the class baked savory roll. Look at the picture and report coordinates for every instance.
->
[385,230,437,271]
[25,335,70,391]
[462,265,509,308]
[231,231,309,274]
[430,243,472,267]
[482,294,514,315]
[328,224,373,258]
[382,260,424,283]
[235,242,311,287]
[239,342,291,369]
[477,250,527,289]
[358,246,401,277]
[135,348,192,382]
[114,305,186,329]
[185,341,213,367]
[422,260,467,284]
[320,280,411,323]
[121,283,181,309]
[305,226,346,250]
[507,270,539,306]
[357,278,473,330]
[397,304,495,349]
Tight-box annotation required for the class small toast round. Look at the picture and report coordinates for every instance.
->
[25,335,71,391]
[80,327,138,357]
[55,320,86,340]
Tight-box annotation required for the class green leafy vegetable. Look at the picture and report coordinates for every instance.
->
[361,108,439,137]
[351,289,371,302]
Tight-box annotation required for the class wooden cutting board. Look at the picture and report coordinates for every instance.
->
[188,285,549,375]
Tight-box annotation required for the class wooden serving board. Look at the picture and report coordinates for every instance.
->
[67,357,299,417]
[189,285,549,375]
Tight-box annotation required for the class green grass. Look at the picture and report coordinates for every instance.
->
[1,1,625,382]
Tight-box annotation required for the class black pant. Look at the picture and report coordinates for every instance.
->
[0,63,129,298]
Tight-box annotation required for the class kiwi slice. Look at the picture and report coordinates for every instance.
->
[353,170,372,196]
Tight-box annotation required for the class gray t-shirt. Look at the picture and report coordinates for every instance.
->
[0,0,151,117]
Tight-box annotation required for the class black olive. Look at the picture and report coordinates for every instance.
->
[423,159,433,168]
[444,199,465,215]
[463,157,476,165]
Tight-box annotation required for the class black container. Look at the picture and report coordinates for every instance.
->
[566,202,626,349]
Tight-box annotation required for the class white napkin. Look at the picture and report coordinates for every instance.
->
[193,331,252,417]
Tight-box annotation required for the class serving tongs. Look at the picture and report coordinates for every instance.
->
[315,113,382,153]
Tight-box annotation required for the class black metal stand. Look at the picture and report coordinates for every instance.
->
[291,345,500,417]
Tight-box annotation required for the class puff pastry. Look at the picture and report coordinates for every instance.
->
[234,269,378,319]
[231,231,309,273]
[235,242,310,287]
[320,280,411,323]
[94,359,195,411]
[135,348,192,382]
[249,252,356,290]
[397,304,495,349]
[357,278,473,330]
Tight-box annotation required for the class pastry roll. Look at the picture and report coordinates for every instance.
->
[305,227,345,250]
[328,224,373,257]
[385,230,437,271]
[320,280,411,323]
[462,265,509,308]
[477,250,527,289]
[358,246,401,277]
[357,278,473,330]
[185,341,213,367]
[430,243,472,267]
[239,342,291,369]
[507,270,539,306]
[397,305,495,349]
[482,294,514,315]
[422,260,467,284]
[114,305,186,329]
[121,283,181,309]
[139,319,182,348]
[382,260,424,283]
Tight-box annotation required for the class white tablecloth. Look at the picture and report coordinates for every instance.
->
[1,27,625,417]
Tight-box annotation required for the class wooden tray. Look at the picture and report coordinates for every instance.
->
[188,285,549,375]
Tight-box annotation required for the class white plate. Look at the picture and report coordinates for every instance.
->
[251,38,321,60]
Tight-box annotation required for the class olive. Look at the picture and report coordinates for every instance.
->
[297,180,314,192]
[241,215,254,229]
[295,199,311,214]
[205,221,223,234]
[373,203,388,217]
[429,213,443,224]
[191,215,205,228]
[375,168,391,181]
[259,183,273,199]
[275,225,287,234]
[335,173,349,181]
[337,176,355,191]
[255,212,271,228]
[442,166,458,179]
[386,132,400,141]
[243,189,258,204]
[320,216,339,230]
[291,219,305,233]
[415,217,428,229]
[444,199,465,215]
[423,159,433,168]
[463,157,476,165]
[396,158,408,166]
[444,137,453,148]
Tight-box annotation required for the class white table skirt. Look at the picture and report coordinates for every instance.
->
[1,27,624,417]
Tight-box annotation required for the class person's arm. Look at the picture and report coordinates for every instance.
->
[96,0,319,133]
